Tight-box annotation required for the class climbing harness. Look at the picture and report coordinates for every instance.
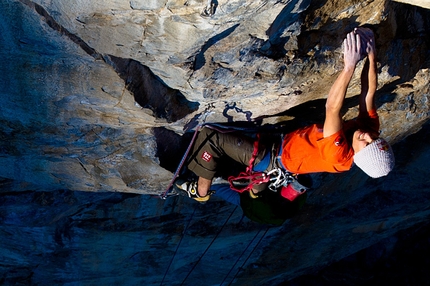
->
[227,134,270,193]
[226,134,309,201]
[228,164,308,201]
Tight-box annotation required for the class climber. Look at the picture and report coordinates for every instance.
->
[174,27,395,204]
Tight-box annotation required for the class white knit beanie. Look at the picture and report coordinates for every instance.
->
[353,138,395,178]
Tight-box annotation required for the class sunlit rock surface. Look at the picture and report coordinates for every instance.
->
[1,0,429,285]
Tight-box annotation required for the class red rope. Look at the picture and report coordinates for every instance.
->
[228,133,270,193]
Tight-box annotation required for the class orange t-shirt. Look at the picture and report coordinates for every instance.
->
[280,111,379,174]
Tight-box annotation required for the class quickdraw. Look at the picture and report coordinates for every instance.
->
[267,168,308,201]
[266,168,296,192]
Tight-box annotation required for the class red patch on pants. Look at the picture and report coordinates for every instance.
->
[201,151,212,162]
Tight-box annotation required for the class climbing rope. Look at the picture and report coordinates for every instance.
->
[160,206,197,286]
[228,226,271,284]
[160,202,271,286]
[180,205,239,285]
[219,225,264,285]
[159,125,202,199]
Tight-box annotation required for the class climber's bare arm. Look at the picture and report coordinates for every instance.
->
[323,31,362,138]
[356,27,377,114]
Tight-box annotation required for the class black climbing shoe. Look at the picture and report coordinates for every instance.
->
[174,178,211,203]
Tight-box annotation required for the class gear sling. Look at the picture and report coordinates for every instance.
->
[227,133,310,201]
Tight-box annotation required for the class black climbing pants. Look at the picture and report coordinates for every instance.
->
[187,127,278,182]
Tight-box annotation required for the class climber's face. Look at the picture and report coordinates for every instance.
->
[352,129,379,154]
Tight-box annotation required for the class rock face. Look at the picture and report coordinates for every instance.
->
[1,0,430,285]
